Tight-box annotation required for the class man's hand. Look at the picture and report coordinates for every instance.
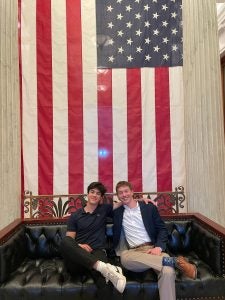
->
[147,247,162,255]
[78,243,93,252]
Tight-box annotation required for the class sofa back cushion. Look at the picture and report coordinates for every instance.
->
[24,220,223,275]
[25,225,67,259]
[166,221,193,254]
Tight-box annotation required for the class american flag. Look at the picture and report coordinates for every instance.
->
[19,0,185,200]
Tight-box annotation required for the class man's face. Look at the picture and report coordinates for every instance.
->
[117,185,133,204]
[87,188,102,205]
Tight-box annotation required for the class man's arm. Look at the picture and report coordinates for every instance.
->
[66,230,93,252]
[112,198,156,210]
[66,231,76,238]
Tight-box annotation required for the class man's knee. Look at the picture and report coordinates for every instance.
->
[120,251,131,268]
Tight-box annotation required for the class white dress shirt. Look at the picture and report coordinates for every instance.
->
[122,202,151,248]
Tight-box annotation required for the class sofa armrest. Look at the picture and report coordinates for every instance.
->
[0,224,27,283]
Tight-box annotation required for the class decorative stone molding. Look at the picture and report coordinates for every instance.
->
[217,3,225,56]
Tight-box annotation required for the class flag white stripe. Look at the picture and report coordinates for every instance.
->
[169,67,186,206]
[81,0,99,189]
[51,0,69,194]
[112,69,128,190]
[21,0,38,194]
[141,68,157,191]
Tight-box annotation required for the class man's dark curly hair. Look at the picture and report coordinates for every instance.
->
[87,182,107,196]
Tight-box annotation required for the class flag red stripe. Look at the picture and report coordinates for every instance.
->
[36,0,53,194]
[66,0,84,193]
[97,70,113,192]
[127,69,143,191]
[155,67,172,191]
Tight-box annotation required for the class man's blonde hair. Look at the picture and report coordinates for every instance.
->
[116,181,133,193]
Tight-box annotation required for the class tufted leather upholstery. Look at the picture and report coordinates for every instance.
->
[0,217,225,300]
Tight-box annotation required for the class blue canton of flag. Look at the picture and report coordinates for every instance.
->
[96,0,183,68]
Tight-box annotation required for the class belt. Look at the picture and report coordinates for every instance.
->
[130,242,154,249]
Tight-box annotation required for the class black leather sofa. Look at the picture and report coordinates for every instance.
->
[0,213,225,300]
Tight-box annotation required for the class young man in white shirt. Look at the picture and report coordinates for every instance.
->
[113,181,197,300]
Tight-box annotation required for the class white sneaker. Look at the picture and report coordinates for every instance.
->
[104,263,126,293]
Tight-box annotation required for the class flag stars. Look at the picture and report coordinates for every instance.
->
[144,4,150,11]
[108,39,114,45]
[163,37,169,44]
[107,5,113,12]
[136,46,143,53]
[162,4,168,11]
[127,55,133,62]
[117,30,124,37]
[98,0,182,67]
[135,13,141,19]
[136,29,142,36]
[144,21,151,28]
[163,54,169,60]
[145,54,152,61]
[118,47,124,54]
[126,22,133,28]
[127,38,133,45]
[172,28,178,35]
[172,44,178,51]
[108,56,115,62]
[117,13,123,20]
[154,45,160,52]
[145,37,151,44]
[153,12,159,19]
[126,5,132,12]
[107,22,114,29]
[171,12,177,18]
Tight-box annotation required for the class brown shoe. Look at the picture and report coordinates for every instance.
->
[176,256,197,280]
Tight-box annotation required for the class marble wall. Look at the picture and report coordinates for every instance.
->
[183,0,225,226]
[218,3,225,56]
[0,0,21,230]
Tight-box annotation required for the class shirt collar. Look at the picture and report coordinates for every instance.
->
[123,201,139,210]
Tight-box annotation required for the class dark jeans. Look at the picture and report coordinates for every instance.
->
[60,236,115,299]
